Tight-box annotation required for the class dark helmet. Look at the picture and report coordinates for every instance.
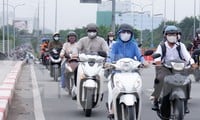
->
[86,23,98,32]
[164,25,178,35]
[118,23,133,34]
[196,28,200,34]
[107,31,115,37]
[67,31,77,38]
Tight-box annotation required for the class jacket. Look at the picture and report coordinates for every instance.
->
[75,36,108,54]
[109,37,144,62]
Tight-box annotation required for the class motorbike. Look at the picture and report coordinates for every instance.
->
[191,49,200,82]
[75,51,107,117]
[152,53,193,120]
[64,55,79,95]
[106,58,145,120]
[105,50,154,120]
[42,49,50,69]
[49,48,62,81]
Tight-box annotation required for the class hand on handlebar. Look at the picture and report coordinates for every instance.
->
[191,63,198,69]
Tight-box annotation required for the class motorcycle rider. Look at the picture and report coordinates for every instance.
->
[107,23,148,118]
[71,23,109,100]
[151,25,197,113]
[192,28,200,50]
[48,32,63,50]
[106,31,116,49]
[48,32,63,77]
[60,31,78,89]
[40,37,49,62]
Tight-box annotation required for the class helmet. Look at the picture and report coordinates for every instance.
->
[107,31,115,37]
[41,37,49,42]
[67,31,77,38]
[53,32,60,37]
[164,25,178,35]
[118,24,133,34]
[196,28,200,35]
[53,32,60,41]
[86,23,98,32]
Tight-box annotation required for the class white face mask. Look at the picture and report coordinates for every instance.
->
[54,36,59,41]
[87,32,97,39]
[167,36,177,43]
[120,33,131,42]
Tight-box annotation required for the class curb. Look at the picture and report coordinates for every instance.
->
[0,61,24,120]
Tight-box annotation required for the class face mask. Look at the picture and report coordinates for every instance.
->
[120,33,131,42]
[167,36,177,43]
[87,32,97,39]
[54,36,59,41]
[109,37,114,41]
[198,34,200,38]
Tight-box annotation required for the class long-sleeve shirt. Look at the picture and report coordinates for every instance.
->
[75,36,109,54]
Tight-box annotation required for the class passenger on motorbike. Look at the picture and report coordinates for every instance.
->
[107,23,148,119]
[151,25,197,113]
[60,31,78,89]
[71,23,109,100]
[106,31,116,49]
[40,37,49,61]
[48,32,63,77]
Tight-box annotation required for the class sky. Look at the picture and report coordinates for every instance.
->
[1,0,199,33]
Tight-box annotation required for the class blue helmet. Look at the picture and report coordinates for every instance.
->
[41,37,49,42]
[164,25,178,35]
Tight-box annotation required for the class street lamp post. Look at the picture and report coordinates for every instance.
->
[7,0,9,56]
[2,0,5,53]
[55,0,58,32]
[6,3,25,50]
[111,0,116,33]
[194,0,196,38]
[164,0,166,26]
[174,0,176,23]
[151,13,163,48]
[132,3,152,44]
[151,1,154,48]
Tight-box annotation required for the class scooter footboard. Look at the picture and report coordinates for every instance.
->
[119,94,136,106]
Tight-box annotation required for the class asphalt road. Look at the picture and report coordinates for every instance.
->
[7,61,200,120]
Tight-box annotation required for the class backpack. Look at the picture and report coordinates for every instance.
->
[160,42,183,60]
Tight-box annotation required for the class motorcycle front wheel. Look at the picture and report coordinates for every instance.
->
[121,104,136,120]
[53,67,58,81]
[173,99,184,120]
[84,88,94,117]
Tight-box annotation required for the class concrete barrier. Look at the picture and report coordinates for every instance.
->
[0,61,24,120]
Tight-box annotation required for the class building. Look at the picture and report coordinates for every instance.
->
[96,0,163,30]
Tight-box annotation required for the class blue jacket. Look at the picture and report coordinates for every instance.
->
[109,37,144,62]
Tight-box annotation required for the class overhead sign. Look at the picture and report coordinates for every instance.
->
[80,0,101,3]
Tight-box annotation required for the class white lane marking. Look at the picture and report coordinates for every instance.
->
[31,65,45,120]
